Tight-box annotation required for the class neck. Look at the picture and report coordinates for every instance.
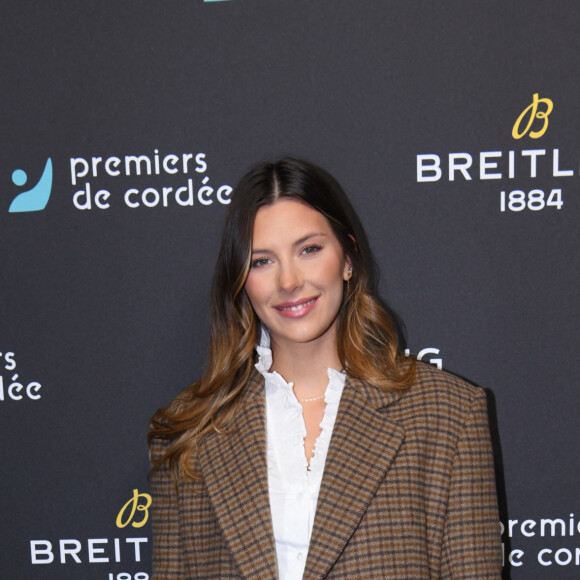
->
[269,333,342,396]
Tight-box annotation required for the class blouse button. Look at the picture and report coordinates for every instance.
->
[297,552,303,561]
[296,491,303,500]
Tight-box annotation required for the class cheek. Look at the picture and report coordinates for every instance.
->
[317,257,346,289]
[244,275,267,309]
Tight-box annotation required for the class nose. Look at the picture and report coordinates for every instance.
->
[277,260,302,293]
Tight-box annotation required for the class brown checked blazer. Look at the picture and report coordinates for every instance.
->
[150,361,503,579]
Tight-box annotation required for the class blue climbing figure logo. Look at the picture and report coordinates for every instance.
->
[9,158,53,213]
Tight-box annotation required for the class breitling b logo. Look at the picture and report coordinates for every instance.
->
[116,489,152,529]
[512,93,553,139]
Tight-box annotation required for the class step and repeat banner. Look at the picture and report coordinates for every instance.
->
[2,1,579,578]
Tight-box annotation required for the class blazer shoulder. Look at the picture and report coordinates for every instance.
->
[389,360,489,434]
[411,360,485,402]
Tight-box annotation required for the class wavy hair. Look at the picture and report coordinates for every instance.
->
[149,158,415,479]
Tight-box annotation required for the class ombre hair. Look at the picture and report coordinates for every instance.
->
[149,158,415,479]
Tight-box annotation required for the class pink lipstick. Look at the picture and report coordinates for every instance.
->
[274,296,319,318]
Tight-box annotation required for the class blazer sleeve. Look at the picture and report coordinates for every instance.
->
[149,437,186,580]
[441,389,503,579]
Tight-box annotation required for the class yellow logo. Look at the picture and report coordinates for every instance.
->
[512,93,553,139]
[116,489,152,529]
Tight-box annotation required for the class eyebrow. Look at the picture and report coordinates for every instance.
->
[251,232,328,255]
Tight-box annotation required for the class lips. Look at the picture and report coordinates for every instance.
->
[274,296,319,318]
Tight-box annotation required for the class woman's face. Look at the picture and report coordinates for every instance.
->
[244,199,351,352]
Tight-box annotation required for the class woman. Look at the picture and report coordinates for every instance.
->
[149,158,503,579]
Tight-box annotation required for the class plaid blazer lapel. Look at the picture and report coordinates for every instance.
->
[303,376,405,579]
[198,369,278,579]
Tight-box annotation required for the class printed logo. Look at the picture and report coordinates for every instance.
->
[512,93,553,139]
[9,158,53,213]
[6,150,231,215]
[116,489,152,529]
[416,92,573,214]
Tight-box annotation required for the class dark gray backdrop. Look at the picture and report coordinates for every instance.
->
[2,1,579,578]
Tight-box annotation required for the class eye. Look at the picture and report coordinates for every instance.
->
[301,244,322,255]
[250,257,271,269]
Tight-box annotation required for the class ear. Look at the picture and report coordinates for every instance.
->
[343,255,353,281]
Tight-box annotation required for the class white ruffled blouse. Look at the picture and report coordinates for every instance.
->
[255,333,346,580]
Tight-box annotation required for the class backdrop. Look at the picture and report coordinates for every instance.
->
[2,1,579,578]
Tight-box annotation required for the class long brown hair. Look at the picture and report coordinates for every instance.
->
[149,158,415,479]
